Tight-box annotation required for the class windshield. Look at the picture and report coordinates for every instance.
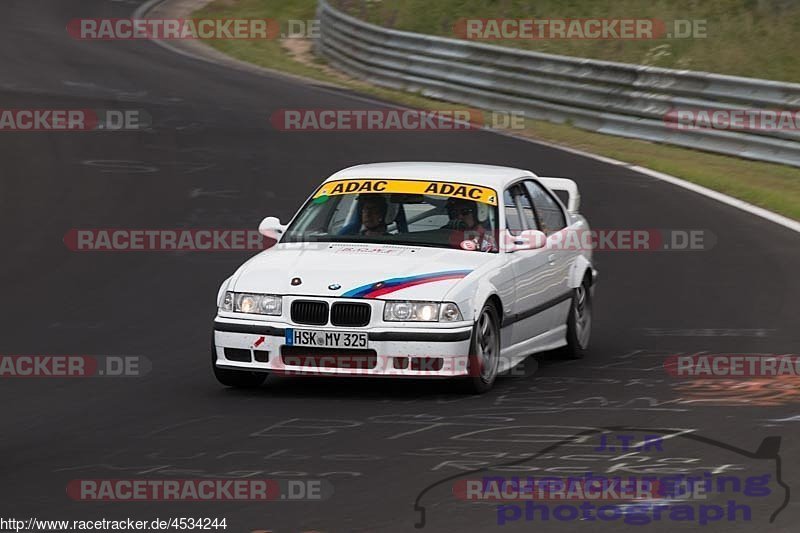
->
[282,179,499,253]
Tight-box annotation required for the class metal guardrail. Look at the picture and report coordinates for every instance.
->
[316,0,800,167]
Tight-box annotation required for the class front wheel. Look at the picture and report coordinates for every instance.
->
[561,279,592,359]
[463,303,501,394]
[211,337,267,388]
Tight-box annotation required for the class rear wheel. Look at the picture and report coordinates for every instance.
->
[463,303,501,394]
[561,278,592,359]
[211,336,267,388]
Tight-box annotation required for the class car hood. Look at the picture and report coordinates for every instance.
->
[232,242,495,300]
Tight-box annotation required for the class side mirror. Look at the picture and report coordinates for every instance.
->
[258,216,287,240]
[505,229,547,252]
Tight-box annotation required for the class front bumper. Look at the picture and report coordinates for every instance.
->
[212,318,474,377]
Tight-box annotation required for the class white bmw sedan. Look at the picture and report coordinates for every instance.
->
[212,162,596,393]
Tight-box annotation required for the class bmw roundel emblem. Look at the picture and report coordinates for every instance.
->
[291,277,302,286]
[328,283,341,290]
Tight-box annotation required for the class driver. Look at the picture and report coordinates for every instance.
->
[359,195,390,236]
[444,197,485,232]
[443,197,495,251]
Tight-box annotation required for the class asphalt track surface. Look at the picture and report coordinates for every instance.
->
[1,1,799,532]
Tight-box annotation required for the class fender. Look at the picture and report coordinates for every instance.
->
[447,277,501,323]
[568,255,597,289]
[443,258,511,323]
[472,279,504,322]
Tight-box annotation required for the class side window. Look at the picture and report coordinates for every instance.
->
[516,186,538,231]
[503,188,525,236]
[525,180,566,235]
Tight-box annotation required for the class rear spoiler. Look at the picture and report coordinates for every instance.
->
[537,177,581,214]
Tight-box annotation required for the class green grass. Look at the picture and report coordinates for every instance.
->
[193,0,800,220]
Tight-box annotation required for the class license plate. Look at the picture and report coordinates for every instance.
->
[285,328,368,349]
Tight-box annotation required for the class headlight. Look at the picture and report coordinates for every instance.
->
[384,301,439,321]
[220,291,282,315]
[221,291,233,312]
[383,301,463,322]
[439,302,463,322]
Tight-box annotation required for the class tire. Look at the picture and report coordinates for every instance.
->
[561,277,592,359]
[463,303,501,394]
[211,336,267,388]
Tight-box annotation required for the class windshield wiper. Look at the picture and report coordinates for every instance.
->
[378,240,450,249]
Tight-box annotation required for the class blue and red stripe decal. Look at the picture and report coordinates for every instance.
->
[342,270,472,298]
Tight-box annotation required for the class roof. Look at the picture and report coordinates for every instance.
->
[325,162,536,190]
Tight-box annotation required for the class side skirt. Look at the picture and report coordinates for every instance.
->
[497,325,568,374]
